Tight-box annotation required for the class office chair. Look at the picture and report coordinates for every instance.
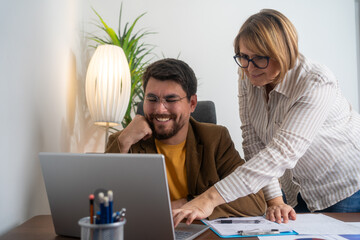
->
[136,100,217,124]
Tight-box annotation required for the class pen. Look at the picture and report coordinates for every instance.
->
[95,211,101,224]
[119,208,126,221]
[104,196,109,224]
[216,219,261,224]
[113,208,126,222]
[98,192,105,224]
[107,190,113,223]
[238,229,280,236]
[89,194,94,224]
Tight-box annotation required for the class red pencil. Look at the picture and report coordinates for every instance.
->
[89,194,94,224]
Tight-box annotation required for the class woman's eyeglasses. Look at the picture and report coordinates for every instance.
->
[233,55,270,69]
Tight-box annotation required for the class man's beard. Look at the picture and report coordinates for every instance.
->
[146,113,185,140]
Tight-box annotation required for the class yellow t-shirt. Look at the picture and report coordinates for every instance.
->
[155,139,188,201]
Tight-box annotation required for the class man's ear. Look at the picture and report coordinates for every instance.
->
[189,94,197,113]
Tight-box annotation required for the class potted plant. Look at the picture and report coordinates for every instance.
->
[88,3,155,129]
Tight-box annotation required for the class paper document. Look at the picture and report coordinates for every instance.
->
[347,222,360,228]
[258,234,348,240]
[202,216,296,238]
[281,214,360,235]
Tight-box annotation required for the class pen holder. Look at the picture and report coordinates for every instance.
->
[78,217,126,240]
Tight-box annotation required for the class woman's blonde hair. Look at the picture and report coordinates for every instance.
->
[234,9,299,84]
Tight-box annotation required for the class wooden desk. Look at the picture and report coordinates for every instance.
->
[1,213,359,240]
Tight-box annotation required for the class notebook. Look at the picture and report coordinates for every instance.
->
[39,152,209,240]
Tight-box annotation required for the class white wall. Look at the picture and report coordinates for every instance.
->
[0,0,358,236]
[83,0,358,154]
[356,0,360,109]
[0,0,105,236]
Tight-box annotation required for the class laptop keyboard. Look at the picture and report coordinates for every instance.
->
[175,230,194,240]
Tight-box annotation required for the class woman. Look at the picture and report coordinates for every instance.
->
[173,9,360,226]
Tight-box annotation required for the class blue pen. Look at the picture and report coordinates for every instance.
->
[98,192,105,224]
[107,190,113,223]
[104,196,109,224]
[95,211,101,224]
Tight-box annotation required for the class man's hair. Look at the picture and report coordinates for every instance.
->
[234,9,299,84]
[142,58,197,99]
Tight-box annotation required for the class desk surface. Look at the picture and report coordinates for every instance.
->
[1,213,359,240]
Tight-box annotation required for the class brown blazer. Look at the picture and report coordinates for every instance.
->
[106,117,266,219]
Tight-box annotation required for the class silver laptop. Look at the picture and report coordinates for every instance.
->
[39,152,209,240]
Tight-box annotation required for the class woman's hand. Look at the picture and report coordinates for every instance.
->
[266,196,296,223]
[172,186,225,227]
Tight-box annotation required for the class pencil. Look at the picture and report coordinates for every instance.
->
[89,194,94,224]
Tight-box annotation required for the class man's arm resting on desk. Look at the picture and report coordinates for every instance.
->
[172,186,225,227]
[171,198,188,210]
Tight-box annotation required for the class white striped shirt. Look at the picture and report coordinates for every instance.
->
[215,54,360,211]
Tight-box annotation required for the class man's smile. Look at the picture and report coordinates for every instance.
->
[155,116,171,122]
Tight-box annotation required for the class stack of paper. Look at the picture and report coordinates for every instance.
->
[279,214,359,234]
[258,214,360,240]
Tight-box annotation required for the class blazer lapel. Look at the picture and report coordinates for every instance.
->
[185,120,203,195]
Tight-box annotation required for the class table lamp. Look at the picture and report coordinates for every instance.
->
[85,44,131,148]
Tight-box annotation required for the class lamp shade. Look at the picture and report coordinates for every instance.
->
[85,45,131,127]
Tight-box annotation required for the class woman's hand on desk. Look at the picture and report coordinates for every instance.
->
[172,186,225,227]
[266,196,296,224]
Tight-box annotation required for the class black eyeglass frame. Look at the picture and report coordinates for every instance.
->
[144,94,187,103]
[233,54,270,69]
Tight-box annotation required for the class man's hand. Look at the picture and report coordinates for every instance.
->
[171,198,187,210]
[266,196,296,223]
[117,115,152,153]
[172,186,225,227]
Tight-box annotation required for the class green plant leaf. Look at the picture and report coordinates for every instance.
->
[88,4,156,128]
[92,7,120,46]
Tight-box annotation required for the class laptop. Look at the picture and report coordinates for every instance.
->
[39,152,209,240]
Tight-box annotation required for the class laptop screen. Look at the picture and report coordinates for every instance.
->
[40,152,176,239]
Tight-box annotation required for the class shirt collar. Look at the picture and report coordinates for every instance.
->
[252,56,301,98]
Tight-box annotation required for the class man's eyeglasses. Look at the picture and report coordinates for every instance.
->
[233,54,270,69]
[144,94,187,109]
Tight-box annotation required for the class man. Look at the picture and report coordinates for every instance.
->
[105,58,265,219]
